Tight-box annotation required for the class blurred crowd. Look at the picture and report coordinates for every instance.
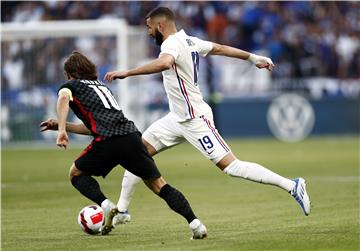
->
[1,1,359,92]
[1,1,359,142]
[2,36,116,91]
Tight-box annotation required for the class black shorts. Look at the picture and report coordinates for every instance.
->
[74,132,161,179]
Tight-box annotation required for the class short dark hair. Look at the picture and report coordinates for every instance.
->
[145,7,175,21]
[64,51,98,80]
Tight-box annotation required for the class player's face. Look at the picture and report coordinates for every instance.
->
[146,18,164,46]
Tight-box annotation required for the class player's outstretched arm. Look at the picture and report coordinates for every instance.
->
[56,94,70,149]
[209,42,274,71]
[40,119,91,135]
[104,54,175,82]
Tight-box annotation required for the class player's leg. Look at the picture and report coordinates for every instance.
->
[69,164,119,234]
[115,132,206,239]
[143,137,158,156]
[216,153,295,191]
[72,141,120,235]
[114,114,184,225]
[115,140,156,214]
[69,164,107,206]
[183,113,310,216]
[182,114,294,189]
[113,171,139,224]
[216,153,310,216]
[144,177,207,239]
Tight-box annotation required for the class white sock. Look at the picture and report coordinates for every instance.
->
[189,219,201,229]
[116,170,142,212]
[101,199,110,209]
[223,159,295,192]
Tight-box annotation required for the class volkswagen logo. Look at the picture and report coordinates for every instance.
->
[267,94,315,142]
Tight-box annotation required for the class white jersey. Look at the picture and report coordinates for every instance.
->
[160,29,214,122]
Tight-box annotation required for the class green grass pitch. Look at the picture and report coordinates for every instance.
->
[2,136,359,251]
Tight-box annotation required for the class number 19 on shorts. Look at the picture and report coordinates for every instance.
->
[198,136,214,154]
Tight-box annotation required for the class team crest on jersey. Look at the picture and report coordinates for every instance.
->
[186,38,195,46]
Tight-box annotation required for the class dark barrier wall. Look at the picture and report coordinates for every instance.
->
[311,98,359,134]
[214,97,359,138]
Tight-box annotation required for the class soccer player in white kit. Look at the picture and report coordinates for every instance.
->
[105,7,311,231]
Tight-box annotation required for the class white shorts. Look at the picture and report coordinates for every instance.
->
[142,112,231,164]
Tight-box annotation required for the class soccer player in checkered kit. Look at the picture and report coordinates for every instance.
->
[40,51,207,239]
[105,7,311,227]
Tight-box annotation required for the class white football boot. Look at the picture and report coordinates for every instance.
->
[101,201,119,235]
[189,219,207,240]
[291,178,311,216]
[112,210,131,226]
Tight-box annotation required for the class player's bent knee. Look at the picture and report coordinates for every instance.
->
[144,177,167,194]
[215,152,237,171]
[68,163,83,180]
[142,138,157,156]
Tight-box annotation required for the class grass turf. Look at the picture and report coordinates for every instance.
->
[2,136,359,251]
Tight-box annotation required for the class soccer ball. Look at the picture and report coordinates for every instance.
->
[77,205,104,235]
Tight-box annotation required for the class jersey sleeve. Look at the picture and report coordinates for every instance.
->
[58,81,75,101]
[192,37,213,57]
[58,88,73,101]
[160,37,180,60]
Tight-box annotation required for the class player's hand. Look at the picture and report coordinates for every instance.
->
[39,119,58,132]
[56,131,69,149]
[248,54,275,72]
[104,71,129,82]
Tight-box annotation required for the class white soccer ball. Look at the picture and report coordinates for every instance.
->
[77,205,104,235]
